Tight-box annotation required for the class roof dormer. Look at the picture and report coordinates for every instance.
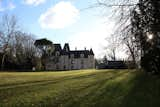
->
[63,43,70,52]
[89,48,94,55]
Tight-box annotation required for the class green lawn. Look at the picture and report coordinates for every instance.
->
[0,69,160,107]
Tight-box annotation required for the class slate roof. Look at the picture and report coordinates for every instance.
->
[63,43,70,52]
[54,44,62,51]
[52,43,94,58]
[69,50,91,58]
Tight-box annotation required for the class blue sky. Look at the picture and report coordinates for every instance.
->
[0,0,126,59]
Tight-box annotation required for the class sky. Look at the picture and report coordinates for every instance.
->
[0,0,126,59]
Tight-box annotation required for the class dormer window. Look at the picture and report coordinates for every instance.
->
[71,59,74,64]
[63,43,70,52]
[80,54,84,58]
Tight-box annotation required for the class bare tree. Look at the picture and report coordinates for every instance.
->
[0,14,19,70]
[96,0,160,72]
[11,32,37,66]
[0,14,42,70]
[95,0,139,67]
[105,34,119,61]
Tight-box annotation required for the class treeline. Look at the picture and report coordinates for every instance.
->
[0,14,42,71]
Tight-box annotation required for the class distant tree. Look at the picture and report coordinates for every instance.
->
[119,26,140,68]
[11,31,37,69]
[105,34,119,61]
[0,14,40,70]
[34,38,54,55]
[0,14,19,70]
[102,55,108,64]
[95,0,139,65]
[34,38,54,70]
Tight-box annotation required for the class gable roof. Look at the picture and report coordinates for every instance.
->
[54,44,62,51]
[89,48,94,55]
[52,43,94,58]
[63,43,70,52]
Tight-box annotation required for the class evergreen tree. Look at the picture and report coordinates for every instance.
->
[131,0,160,73]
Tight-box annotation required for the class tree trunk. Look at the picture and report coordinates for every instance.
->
[1,53,6,70]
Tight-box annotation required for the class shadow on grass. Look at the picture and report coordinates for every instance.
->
[88,71,160,107]
[27,70,128,107]
[119,72,160,107]
[0,69,120,90]
[64,71,160,107]
[61,70,130,107]
[2,70,156,107]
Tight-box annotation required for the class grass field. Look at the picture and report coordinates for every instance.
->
[0,69,160,107]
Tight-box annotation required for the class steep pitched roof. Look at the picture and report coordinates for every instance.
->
[52,43,94,58]
[63,43,70,52]
[69,50,91,58]
[54,44,62,51]
[89,48,94,55]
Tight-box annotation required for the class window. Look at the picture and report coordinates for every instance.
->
[81,60,84,69]
[81,65,84,69]
[80,54,84,58]
[56,51,60,56]
[63,65,66,70]
[53,58,59,63]
[71,59,74,64]
[71,54,74,58]
[71,65,74,69]
[56,65,59,69]
[81,60,84,64]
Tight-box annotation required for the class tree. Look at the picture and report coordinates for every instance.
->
[102,55,108,63]
[130,0,160,73]
[34,38,54,70]
[95,0,139,64]
[118,24,140,67]
[11,31,37,69]
[0,14,39,70]
[34,38,54,55]
[0,14,19,70]
[96,0,160,73]
[105,34,119,61]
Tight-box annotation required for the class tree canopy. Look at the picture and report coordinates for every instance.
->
[34,38,53,47]
[97,0,160,73]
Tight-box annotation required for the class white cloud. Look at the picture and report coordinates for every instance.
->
[67,18,115,58]
[39,1,79,29]
[0,1,15,11]
[23,0,46,6]
[67,17,127,59]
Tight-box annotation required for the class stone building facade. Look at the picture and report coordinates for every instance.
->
[45,43,95,70]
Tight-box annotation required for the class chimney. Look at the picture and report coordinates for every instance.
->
[75,47,77,50]
[84,47,86,50]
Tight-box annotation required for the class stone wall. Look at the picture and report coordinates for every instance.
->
[45,55,95,71]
